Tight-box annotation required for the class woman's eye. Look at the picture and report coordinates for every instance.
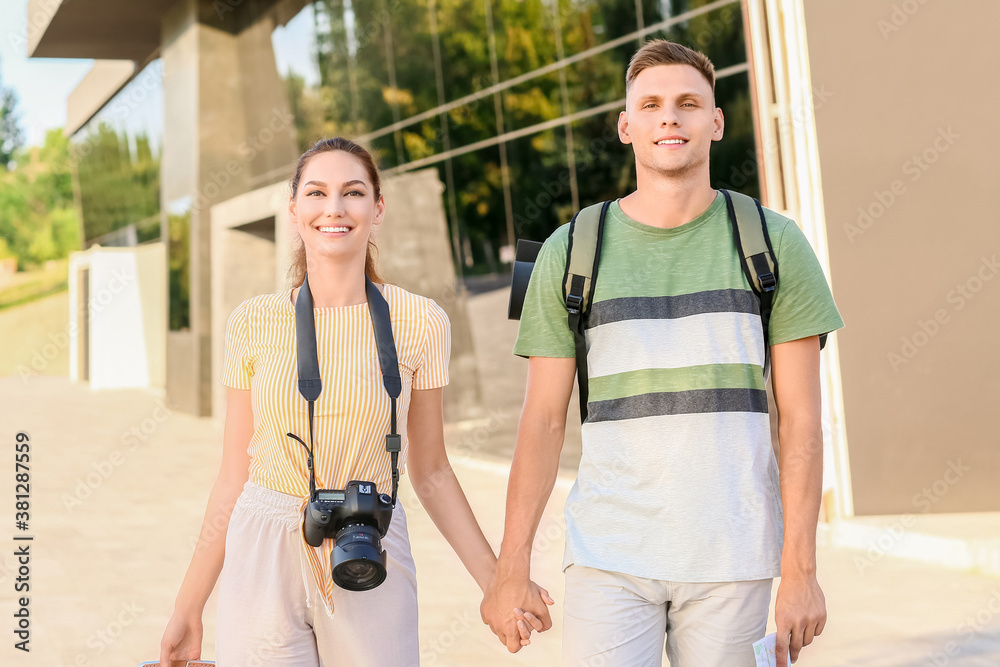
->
[346,190,364,196]
[306,190,323,196]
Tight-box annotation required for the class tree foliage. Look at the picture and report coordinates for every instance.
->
[0,130,81,269]
[0,77,25,170]
[281,0,757,272]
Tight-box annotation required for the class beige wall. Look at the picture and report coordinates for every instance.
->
[804,0,1000,513]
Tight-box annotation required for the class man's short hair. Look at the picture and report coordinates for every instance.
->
[625,39,716,99]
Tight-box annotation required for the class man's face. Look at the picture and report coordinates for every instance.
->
[618,64,724,179]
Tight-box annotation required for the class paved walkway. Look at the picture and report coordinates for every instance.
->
[0,377,999,666]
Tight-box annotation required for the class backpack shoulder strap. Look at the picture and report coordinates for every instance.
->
[720,189,778,378]
[563,200,611,422]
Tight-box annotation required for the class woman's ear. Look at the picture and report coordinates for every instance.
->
[372,195,387,229]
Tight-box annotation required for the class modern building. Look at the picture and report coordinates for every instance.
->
[28,0,999,516]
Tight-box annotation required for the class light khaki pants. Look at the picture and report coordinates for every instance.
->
[215,481,419,666]
[562,565,773,667]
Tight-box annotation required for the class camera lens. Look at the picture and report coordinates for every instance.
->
[331,523,387,591]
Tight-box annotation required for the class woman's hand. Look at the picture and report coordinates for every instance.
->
[513,580,555,647]
[159,611,203,665]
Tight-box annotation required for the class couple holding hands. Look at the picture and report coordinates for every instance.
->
[160,39,841,667]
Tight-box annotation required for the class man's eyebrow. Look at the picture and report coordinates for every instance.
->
[633,91,706,103]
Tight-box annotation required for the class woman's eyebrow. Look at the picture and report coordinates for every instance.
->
[342,180,367,188]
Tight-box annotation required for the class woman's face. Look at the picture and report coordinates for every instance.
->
[289,150,385,268]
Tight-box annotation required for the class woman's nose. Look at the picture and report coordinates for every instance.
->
[324,196,345,217]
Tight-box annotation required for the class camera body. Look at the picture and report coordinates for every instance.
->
[303,480,394,590]
[303,479,393,546]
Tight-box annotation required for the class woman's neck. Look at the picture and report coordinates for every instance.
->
[295,259,373,308]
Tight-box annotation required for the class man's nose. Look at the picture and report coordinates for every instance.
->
[660,107,680,126]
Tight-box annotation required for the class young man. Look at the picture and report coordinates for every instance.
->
[480,40,844,666]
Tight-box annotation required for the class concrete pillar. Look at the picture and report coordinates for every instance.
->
[160,0,297,416]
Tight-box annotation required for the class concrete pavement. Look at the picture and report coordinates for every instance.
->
[0,376,998,666]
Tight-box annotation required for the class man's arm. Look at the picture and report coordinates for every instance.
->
[481,355,576,652]
[770,335,828,665]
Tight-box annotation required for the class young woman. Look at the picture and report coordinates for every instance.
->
[158,137,547,665]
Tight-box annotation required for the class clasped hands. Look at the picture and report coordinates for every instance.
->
[480,565,555,653]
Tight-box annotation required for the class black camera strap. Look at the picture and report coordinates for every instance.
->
[285,272,402,506]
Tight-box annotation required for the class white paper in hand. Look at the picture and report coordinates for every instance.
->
[753,633,793,667]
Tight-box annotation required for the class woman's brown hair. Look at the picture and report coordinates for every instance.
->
[286,137,384,287]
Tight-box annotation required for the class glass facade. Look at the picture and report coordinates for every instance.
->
[72,59,164,248]
[166,196,192,331]
[268,0,757,273]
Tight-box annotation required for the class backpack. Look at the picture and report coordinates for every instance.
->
[508,189,826,422]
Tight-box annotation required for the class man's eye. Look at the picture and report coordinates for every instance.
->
[643,103,657,109]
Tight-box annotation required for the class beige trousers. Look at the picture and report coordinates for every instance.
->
[215,481,419,667]
[562,565,773,667]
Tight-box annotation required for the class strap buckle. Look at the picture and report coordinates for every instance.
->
[565,293,584,315]
[758,272,776,292]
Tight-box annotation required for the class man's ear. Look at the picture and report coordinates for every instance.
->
[618,110,632,145]
[713,107,725,141]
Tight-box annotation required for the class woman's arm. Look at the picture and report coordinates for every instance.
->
[159,387,252,662]
[405,387,497,592]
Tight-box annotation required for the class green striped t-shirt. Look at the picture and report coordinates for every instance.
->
[513,191,844,582]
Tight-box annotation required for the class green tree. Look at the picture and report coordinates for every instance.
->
[0,77,24,169]
[0,129,81,269]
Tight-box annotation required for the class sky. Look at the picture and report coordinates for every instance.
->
[0,0,94,147]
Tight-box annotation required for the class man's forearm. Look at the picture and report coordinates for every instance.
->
[777,418,824,577]
[498,408,566,570]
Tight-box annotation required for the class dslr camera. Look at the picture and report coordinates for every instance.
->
[303,480,394,591]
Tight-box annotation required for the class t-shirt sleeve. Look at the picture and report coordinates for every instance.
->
[767,217,846,345]
[413,299,451,390]
[512,226,576,358]
[221,300,254,390]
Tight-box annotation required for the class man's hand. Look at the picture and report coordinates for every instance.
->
[774,573,826,664]
[481,561,555,653]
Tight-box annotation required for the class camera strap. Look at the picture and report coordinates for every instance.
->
[286,272,402,506]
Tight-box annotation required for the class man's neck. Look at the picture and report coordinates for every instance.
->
[619,168,717,230]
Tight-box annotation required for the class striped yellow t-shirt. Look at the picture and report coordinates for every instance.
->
[220,283,450,614]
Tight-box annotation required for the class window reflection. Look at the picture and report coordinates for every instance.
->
[269,0,755,272]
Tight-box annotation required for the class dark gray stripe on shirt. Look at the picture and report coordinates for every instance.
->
[587,387,768,423]
[585,289,759,329]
